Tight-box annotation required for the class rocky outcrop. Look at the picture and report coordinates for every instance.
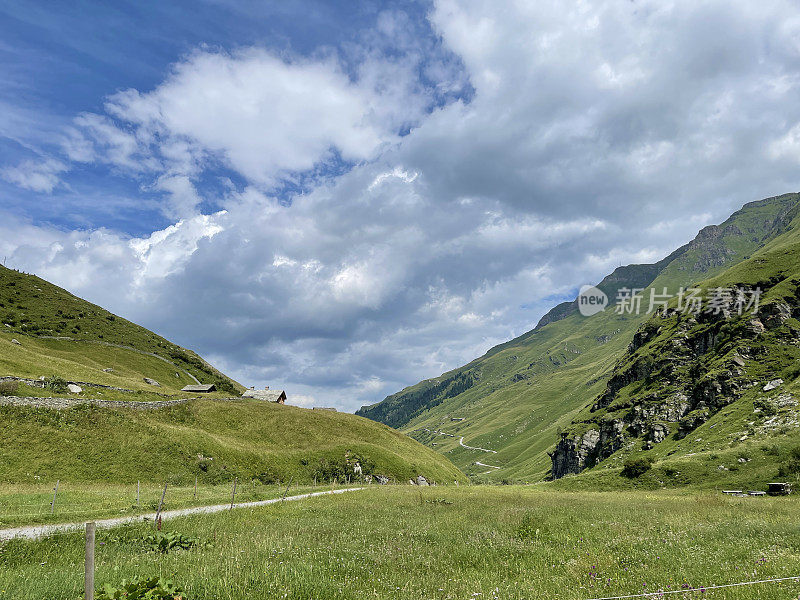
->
[549,429,601,478]
[550,283,777,478]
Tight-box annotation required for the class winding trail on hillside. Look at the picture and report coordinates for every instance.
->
[0,488,364,541]
[419,427,498,455]
[458,436,497,454]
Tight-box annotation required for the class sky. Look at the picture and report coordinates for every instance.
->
[3,1,800,411]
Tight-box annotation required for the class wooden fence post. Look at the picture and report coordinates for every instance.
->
[281,477,293,501]
[50,480,59,514]
[85,522,96,600]
[155,483,167,528]
[230,477,238,511]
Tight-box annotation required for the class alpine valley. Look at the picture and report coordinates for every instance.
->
[358,193,800,489]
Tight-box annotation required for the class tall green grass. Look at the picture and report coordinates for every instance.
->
[1,486,799,599]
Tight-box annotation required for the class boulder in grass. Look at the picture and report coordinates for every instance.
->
[763,379,783,392]
[67,384,82,394]
[10,339,20,345]
[143,377,161,386]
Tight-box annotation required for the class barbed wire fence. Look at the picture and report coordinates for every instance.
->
[0,476,358,526]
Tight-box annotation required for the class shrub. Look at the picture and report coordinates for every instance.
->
[213,378,238,395]
[0,380,19,395]
[778,445,800,478]
[754,397,778,416]
[44,376,68,393]
[621,456,654,479]
[516,512,539,540]
[96,576,186,599]
[143,531,199,554]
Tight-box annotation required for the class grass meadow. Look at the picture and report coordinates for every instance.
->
[2,486,800,599]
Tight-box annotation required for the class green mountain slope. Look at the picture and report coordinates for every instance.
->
[0,266,466,485]
[0,264,242,396]
[357,193,800,481]
[551,200,800,483]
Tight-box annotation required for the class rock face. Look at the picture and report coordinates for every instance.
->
[143,378,160,387]
[550,284,793,479]
[549,429,601,478]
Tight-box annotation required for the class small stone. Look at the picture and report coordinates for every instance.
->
[763,379,783,392]
[143,377,161,386]
[10,338,20,345]
[738,457,749,463]
[67,384,82,394]
[102,368,114,373]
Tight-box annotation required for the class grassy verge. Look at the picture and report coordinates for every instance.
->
[1,486,799,599]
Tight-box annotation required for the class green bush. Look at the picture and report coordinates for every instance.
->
[621,456,654,478]
[516,512,539,540]
[213,378,238,395]
[96,576,185,599]
[778,445,800,478]
[44,376,68,393]
[143,531,199,554]
[0,380,19,395]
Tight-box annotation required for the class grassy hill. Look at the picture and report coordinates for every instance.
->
[356,193,800,482]
[0,264,241,396]
[0,399,465,485]
[0,266,466,488]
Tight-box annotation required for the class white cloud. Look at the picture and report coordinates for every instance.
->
[99,48,431,186]
[8,0,800,413]
[1,158,67,193]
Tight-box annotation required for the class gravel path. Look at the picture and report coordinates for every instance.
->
[458,436,497,453]
[0,487,364,541]
[419,426,497,454]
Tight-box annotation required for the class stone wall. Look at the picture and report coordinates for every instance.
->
[0,396,242,411]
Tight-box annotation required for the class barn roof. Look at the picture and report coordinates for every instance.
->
[242,388,287,401]
[181,384,217,393]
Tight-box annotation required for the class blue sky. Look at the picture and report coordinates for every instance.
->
[0,0,463,233]
[3,1,800,410]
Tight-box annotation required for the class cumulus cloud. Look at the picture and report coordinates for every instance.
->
[8,1,800,411]
[64,46,441,194]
